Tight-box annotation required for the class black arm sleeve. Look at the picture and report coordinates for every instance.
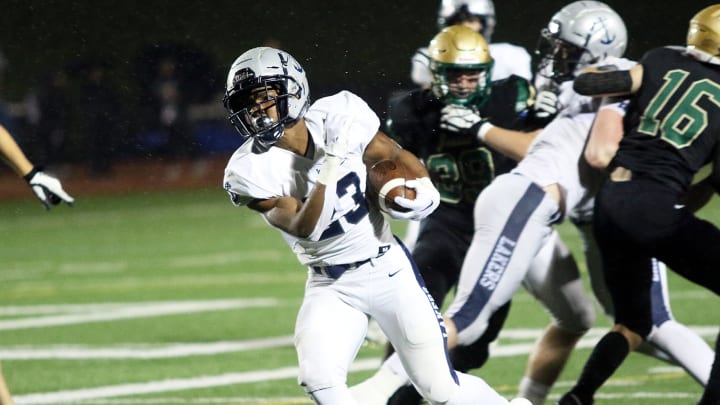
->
[573,70,633,96]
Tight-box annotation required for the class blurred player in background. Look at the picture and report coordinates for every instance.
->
[411,0,532,88]
[397,0,534,256]
[221,46,512,404]
[367,24,563,405]
[558,4,720,404]
[354,2,714,404]
[0,124,74,405]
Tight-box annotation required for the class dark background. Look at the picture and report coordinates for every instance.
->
[0,0,713,163]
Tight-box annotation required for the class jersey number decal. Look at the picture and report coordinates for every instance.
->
[639,69,720,148]
[319,172,368,240]
[426,148,495,204]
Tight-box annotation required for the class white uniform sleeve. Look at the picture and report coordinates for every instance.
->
[410,47,432,88]
[488,43,532,81]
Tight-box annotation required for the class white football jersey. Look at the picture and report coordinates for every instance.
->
[223,91,395,266]
[411,42,532,87]
[513,57,636,221]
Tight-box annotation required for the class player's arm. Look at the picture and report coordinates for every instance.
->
[0,124,33,176]
[247,125,351,239]
[0,124,74,209]
[363,130,428,178]
[481,126,540,161]
[247,191,328,239]
[440,104,537,161]
[363,130,439,220]
[573,64,644,97]
[584,104,625,169]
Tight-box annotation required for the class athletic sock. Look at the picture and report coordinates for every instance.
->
[518,376,550,405]
[568,331,629,402]
[698,333,720,405]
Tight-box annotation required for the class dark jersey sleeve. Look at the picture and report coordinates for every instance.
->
[386,89,440,159]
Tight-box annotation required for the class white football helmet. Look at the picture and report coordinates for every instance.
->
[437,0,496,41]
[223,47,310,153]
[536,1,627,84]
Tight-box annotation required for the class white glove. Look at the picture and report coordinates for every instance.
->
[317,119,351,185]
[386,177,440,221]
[25,169,75,209]
[439,104,482,133]
[534,90,559,118]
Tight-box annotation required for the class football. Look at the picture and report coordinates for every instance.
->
[367,159,417,213]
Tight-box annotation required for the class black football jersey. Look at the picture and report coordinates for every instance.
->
[386,75,540,221]
[615,47,720,193]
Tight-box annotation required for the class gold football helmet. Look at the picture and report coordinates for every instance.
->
[428,25,494,106]
[687,4,720,64]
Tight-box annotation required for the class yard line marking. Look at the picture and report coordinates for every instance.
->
[2,326,715,359]
[11,326,711,404]
[84,397,311,404]
[497,326,717,340]
[0,299,279,331]
[12,359,377,405]
[0,337,295,359]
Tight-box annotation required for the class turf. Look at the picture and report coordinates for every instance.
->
[0,190,717,404]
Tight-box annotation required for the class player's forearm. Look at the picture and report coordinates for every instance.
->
[0,125,33,177]
[482,126,537,162]
[574,65,643,97]
[584,108,624,169]
[263,185,333,239]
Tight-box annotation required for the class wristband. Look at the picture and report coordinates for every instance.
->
[477,122,495,142]
[317,155,341,185]
[23,166,41,182]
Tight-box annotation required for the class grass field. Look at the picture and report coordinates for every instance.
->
[0,188,717,405]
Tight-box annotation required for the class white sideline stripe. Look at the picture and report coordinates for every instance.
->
[74,398,312,404]
[13,359,378,405]
[0,299,279,316]
[0,337,295,359]
[12,327,713,405]
[0,299,279,331]
[3,326,715,360]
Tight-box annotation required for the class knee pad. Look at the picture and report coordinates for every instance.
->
[298,358,345,393]
[412,369,458,404]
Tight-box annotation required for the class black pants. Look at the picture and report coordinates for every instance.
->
[593,178,720,337]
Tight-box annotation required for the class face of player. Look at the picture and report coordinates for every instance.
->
[244,86,280,133]
[446,68,482,100]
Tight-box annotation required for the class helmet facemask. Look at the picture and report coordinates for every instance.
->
[428,25,494,107]
[430,62,493,106]
[223,47,310,154]
[224,73,300,153]
[535,28,593,85]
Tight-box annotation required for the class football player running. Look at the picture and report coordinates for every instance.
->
[399,0,535,255]
[221,46,510,404]
[558,4,720,404]
[366,25,575,405]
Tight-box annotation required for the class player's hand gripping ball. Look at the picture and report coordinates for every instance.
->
[367,159,417,214]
